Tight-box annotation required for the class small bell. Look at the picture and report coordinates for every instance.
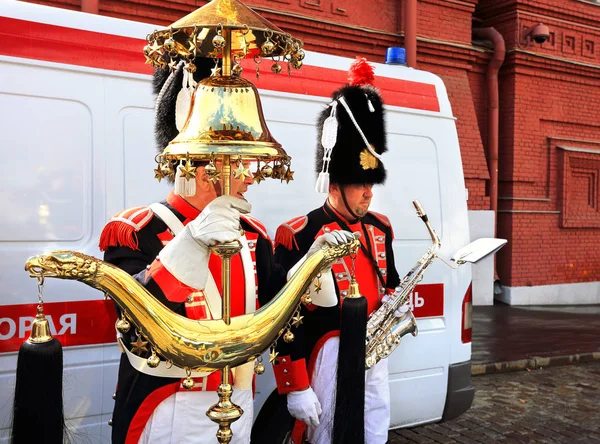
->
[163,37,176,51]
[254,361,265,375]
[262,39,275,55]
[116,317,130,333]
[212,34,226,49]
[348,277,362,299]
[182,377,195,390]
[271,62,282,74]
[147,352,160,368]
[261,164,273,178]
[283,330,295,343]
[301,294,312,305]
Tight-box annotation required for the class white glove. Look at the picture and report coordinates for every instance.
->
[287,388,322,428]
[382,291,410,318]
[158,196,251,290]
[188,195,251,247]
[307,230,358,257]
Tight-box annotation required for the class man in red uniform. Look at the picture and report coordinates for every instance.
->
[100,57,286,443]
[271,58,408,444]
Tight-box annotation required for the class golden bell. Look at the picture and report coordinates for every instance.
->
[163,75,287,162]
[254,361,265,375]
[283,330,295,343]
[147,353,161,368]
[28,305,53,344]
[116,317,130,333]
[182,376,195,390]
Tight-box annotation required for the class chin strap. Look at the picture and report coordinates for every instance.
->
[340,186,361,220]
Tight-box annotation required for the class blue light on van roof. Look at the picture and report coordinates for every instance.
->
[385,47,407,65]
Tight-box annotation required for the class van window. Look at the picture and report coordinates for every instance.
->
[371,133,442,241]
[121,108,171,208]
[0,93,91,242]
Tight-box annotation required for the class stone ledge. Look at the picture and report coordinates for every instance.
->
[472,352,600,376]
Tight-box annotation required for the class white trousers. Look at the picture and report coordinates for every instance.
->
[307,336,390,444]
[139,388,253,444]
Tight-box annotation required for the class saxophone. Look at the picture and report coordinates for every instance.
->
[365,201,441,369]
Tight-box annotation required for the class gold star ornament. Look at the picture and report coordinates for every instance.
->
[269,348,279,364]
[292,313,304,327]
[178,162,197,181]
[233,164,252,180]
[131,336,149,356]
[314,279,322,294]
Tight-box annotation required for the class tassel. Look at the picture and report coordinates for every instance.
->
[175,68,197,131]
[11,305,66,444]
[174,160,186,196]
[315,171,330,194]
[332,278,367,444]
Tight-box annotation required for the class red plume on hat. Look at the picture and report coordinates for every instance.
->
[348,57,376,86]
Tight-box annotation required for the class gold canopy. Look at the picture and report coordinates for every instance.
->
[144,0,305,68]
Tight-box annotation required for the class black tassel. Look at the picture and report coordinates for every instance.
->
[332,286,367,444]
[11,306,65,444]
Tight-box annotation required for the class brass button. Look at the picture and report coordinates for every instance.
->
[187,295,194,303]
[108,419,113,427]
[248,242,255,248]
[377,236,384,242]
[324,227,331,233]
[337,273,345,279]
[283,369,288,374]
[379,252,386,259]
[341,290,348,297]
[282,358,287,363]
[285,382,290,387]
[381,269,386,276]
[112,392,116,400]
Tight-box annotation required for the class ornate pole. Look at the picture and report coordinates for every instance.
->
[206,29,244,444]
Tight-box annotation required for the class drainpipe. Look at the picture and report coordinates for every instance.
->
[81,0,99,14]
[404,0,417,68]
[472,27,505,234]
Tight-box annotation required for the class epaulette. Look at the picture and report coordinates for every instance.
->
[368,211,391,227]
[99,206,154,251]
[241,214,270,240]
[274,216,308,250]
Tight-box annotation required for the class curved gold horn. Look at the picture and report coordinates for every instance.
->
[25,240,359,372]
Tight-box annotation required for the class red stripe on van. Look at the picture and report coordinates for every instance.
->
[0,17,440,112]
[0,282,443,353]
[0,300,117,353]
[0,17,151,74]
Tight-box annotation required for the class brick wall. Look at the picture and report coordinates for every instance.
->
[480,0,600,288]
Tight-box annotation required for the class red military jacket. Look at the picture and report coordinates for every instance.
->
[100,191,285,444]
[272,201,400,394]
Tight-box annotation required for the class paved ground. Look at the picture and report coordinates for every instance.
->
[389,361,600,443]
[471,305,600,365]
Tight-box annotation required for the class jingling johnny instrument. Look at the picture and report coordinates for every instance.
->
[21,2,346,443]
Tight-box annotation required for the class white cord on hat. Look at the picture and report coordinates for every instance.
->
[338,96,382,161]
[154,60,185,118]
[315,101,338,194]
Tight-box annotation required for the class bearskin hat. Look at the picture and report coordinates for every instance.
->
[153,57,216,154]
[315,57,387,189]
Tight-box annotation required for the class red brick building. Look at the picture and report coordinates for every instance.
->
[25,0,600,305]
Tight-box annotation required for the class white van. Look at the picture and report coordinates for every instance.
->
[0,2,475,442]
